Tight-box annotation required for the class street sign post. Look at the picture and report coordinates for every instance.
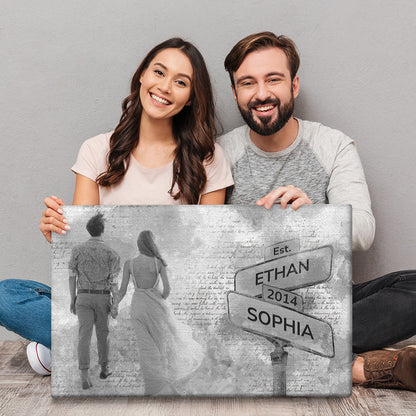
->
[227,291,334,358]
[228,244,337,394]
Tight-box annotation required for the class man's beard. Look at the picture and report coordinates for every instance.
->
[237,94,294,136]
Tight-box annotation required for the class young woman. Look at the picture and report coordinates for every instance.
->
[115,231,204,395]
[0,38,233,375]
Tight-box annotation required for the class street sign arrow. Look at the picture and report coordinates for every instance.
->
[227,291,334,357]
[235,246,332,296]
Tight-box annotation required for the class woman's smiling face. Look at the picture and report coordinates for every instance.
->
[139,48,193,121]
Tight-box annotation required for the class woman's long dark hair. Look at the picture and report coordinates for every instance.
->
[96,38,216,204]
[137,230,167,267]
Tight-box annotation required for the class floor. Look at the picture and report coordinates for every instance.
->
[0,341,415,416]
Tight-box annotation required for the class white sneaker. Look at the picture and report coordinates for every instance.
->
[26,342,51,376]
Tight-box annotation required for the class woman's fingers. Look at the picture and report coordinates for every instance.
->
[40,196,69,243]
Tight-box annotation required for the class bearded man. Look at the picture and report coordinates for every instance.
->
[217,32,416,392]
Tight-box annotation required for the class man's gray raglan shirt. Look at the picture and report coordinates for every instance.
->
[217,118,375,251]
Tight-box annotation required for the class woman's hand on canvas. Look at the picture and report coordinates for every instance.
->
[40,195,69,243]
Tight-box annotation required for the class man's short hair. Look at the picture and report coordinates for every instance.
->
[224,32,300,87]
[86,213,105,237]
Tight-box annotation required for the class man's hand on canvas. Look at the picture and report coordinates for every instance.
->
[40,195,69,243]
[256,185,312,210]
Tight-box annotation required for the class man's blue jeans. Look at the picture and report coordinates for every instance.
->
[1,270,415,353]
[0,279,51,348]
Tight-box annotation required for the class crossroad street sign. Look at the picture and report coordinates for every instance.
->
[262,284,303,312]
[264,238,300,261]
[235,246,332,296]
[227,291,334,357]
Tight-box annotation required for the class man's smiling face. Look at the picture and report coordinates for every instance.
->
[232,47,299,136]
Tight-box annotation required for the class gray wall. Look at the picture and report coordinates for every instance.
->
[1,0,415,341]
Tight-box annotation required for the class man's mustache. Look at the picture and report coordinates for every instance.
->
[248,98,280,110]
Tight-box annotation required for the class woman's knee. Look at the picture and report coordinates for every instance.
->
[0,279,50,305]
[0,278,24,293]
[0,279,23,312]
[0,279,50,293]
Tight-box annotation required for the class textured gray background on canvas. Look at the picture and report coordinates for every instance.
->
[1,1,415,341]
[51,205,351,396]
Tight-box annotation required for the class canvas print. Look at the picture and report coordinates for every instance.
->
[51,205,352,397]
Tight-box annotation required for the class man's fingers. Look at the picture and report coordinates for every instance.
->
[279,187,303,209]
[256,187,285,209]
[291,196,312,211]
[257,186,312,210]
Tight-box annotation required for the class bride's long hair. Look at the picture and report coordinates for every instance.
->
[137,230,167,266]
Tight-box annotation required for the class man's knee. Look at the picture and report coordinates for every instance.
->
[388,270,416,291]
[78,316,94,341]
[96,323,109,340]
